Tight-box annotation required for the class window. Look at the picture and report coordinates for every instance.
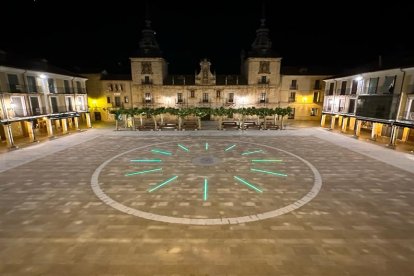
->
[48,78,55,93]
[260,76,267,84]
[115,84,123,92]
[216,90,221,98]
[107,96,111,104]
[259,61,270,73]
[260,93,266,103]
[289,92,296,102]
[27,76,37,93]
[290,80,297,90]
[144,76,150,84]
[328,83,334,95]
[190,90,195,98]
[30,96,41,115]
[10,96,26,117]
[64,80,71,93]
[7,74,20,92]
[338,99,345,112]
[381,75,396,94]
[141,62,153,74]
[124,96,129,103]
[368,77,379,94]
[327,99,333,111]
[313,92,321,103]
[115,96,121,107]
[348,99,356,114]
[145,93,151,102]
[314,80,321,90]
[76,96,86,111]
[76,81,82,93]
[107,84,113,91]
[310,108,318,116]
[177,93,183,103]
[203,93,209,103]
[288,108,295,119]
[228,93,234,103]
[340,81,347,95]
[50,97,58,113]
[351,80,358,94]
[65,97,74,111]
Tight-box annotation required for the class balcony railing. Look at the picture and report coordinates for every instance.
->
[1,84,43,93]
[288,97,295,103]
[336,88,350,95]
[2,105,81,120]
[141,80,153,85]
[289,84,298,90]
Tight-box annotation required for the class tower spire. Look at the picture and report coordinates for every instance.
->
[135,2,162,57]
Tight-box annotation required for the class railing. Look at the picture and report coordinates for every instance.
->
[289,84,298,90]
[1,84,43,93]
[288,97,295,103]
[176,100,185,105]
[258,98,269,104]
[325,89,334,96]
[336,88,350,95]
[258,80,270,85]
[141,80,153,85]
[4,105,81,119]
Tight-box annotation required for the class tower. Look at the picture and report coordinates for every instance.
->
[243,6,281,86]
[130,15,168,85]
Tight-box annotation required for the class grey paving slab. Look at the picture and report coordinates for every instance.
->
[0,127,413,275]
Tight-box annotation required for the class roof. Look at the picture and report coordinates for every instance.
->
[0,51,86,78]
[281,66,336,76]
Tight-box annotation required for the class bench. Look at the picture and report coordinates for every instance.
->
[261,122,280,130]
[222,121,239,130]
[242,121,261,130]
[136,122,156,131]
[183,121,198,130]
[160,122,177,131]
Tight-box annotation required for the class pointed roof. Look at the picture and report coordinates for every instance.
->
[248,4,278,58]
[132,6,162,58]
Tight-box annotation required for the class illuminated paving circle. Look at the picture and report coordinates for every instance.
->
[91,138,322,225]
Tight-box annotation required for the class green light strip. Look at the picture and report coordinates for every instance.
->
[251,168,287,177]
[241,150,263,155]
[251,159,283,162]
[148,176,178,192]
[151,149,172,156]
[125,168,162,176]
[234,176,263,193]
[205,142,209,151]
[130,159,162,162]
[204,178,208,201]
[178,144,190,152]
[224,144,236,151]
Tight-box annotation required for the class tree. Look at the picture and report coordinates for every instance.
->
[279,107,292,130]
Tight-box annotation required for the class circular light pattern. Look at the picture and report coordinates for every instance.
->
[91,139,322,225]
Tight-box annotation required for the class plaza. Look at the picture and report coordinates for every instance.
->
[0,125,413,275]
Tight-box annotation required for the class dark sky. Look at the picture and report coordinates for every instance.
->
[2,0,414,74]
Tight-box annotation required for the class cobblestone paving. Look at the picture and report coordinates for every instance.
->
[0,133,414,275]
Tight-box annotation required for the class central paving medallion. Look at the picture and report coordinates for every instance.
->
[91,138,322,225]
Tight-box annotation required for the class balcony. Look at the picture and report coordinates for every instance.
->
[176,99,185,105]
[258,98,269,104]
[2,84,42,93]
[289,84,298,90]
[336,88,350,95]
[141,80,153,85]
[288,97,296,103]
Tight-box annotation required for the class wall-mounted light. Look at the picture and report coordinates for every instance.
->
[40,74,47,79]
[354,76,363,81]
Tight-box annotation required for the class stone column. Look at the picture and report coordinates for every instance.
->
[330,116,335,130]
[353,120,362,137]
[401,127,410,142]
[61,118,68,134]
[376,123,383,137]
[25,121,35,142]
[370,122,378,141]
[349,117,356,131]
[74,117,79,130]
[320,114,326,127]
[387,125,399,148]
[55,119,61,130]
[68,118,73,129]
[338,116,343,127]
[341,117,348,132]
[45,118,54,137]
[2,124,16,148]
[85,113,92,128]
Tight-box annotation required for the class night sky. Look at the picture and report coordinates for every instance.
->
[2,0,414,74]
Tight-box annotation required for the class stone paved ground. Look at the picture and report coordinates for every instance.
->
[0,128,413,275]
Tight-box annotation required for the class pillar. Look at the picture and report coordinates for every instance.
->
[401,127,410,142]
[376,123,383,137]
[45,118,54,137]
[55,119,61,130]
[349,117,356,131]
[85,113,92,128]
[61,118,68,134]
[354,120,362,137]
[330,116,336,130]
[21,121,29,137]
[25,121,36,142]
[387,125,399,148]
[68,118,73,128]
[341,117,348,132]
[320,114,326,127]
[2,124,16,148]
[370,122,378,141]
[338,116,343,127]
[74,117,79,130]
